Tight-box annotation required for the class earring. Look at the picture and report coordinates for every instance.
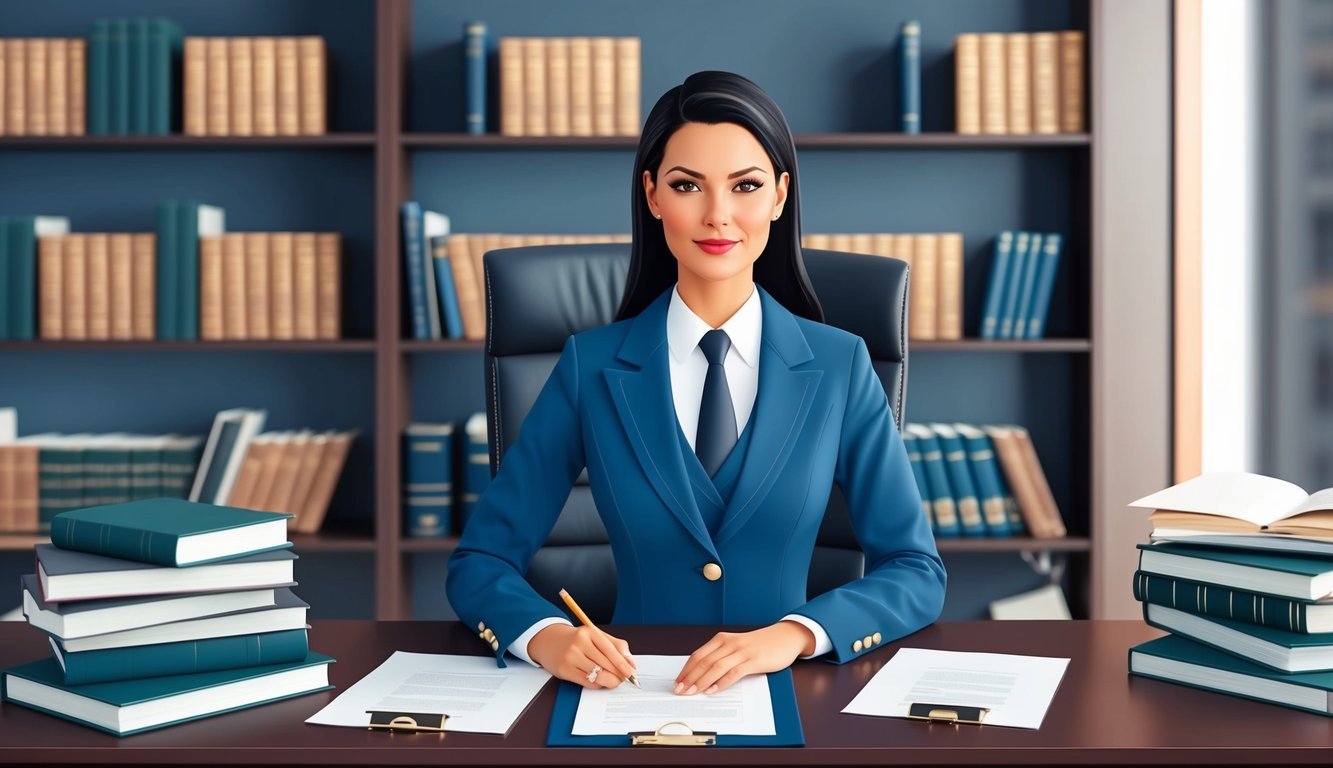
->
[654,213,662,219]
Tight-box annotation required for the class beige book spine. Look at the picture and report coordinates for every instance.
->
[937,233,964,340]
[872,233,896,258]
[298,431,352,533]
[5,40,24,135]
[0,40,6,137]
[245,233,271,339]
[499,37,524,136]
[86,234,110,340]
[499,234,523,251]
[0,447,12,531]
[1030,32,1060,134]
[47,39,67,135]
[909,234,938,340]
[229,37,253,135]
[985,426,1052,538]
[206,37,230,135]
[224,438,266,509]
[890,231,914,275]
[276,37,299,136]
[131,233,155,340]
[108,233,133,340]
[829,233,853,253]
[568,37,592,136]
[448,235,484,341]
[979,33,1006,134]
[590,38,615,137]
[221,233,248,339]
[62,234,87,339]
[546,37,570,136]
[249,433,288,512]
[1014,426,1066,537]
[954,34,979,135]
[293,232,318,339]
[850,233,875,256]
[67,39,85,135]
[266,431,311,513]
[26,38,46,135]
[1005,33,1031,134]
[270,232,295,339]
[315,232,340,340]
[287,432,328,524]
[199,235,225,340]
[252,37,277,136]
[298,36,325,134]
[14,445,41,532]
[183,37,206,135]
[614,37,640,136]
[522,37,547,136]
[38,236,63,339]
[1059,30,1085,132]
[805,234,832,250]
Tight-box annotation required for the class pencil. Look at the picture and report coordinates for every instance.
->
[558,588,641,688]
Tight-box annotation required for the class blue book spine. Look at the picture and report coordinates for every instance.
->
[110,19,129,134]
[462,413,490,531]
[130,19,150,134]
[400,202,429,340]
[176,200,200,340]
[979,231,1013,340]
[89,21,110,135]
[959,428,1011,536]
[155,201,179,340]
[57,628,309,686]
[1025,233,1063,339]
[11,218,36,340]
[404,427,454,538]
[997,231,1030,339]
[915,428,960,538]
[431,236,465,339]
[901,431,936,534]
[464,21,488,134]
[1010,233,1044,341]
[148,19,170,135]
[933,426,985,537]
[899,21,921,133]
[0,217,10,340]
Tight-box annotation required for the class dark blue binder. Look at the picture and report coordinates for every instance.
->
[545,668,804,747]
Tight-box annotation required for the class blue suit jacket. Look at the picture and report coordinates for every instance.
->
[446,287,946,666]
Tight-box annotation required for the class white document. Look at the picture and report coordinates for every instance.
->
[572,655,775,736]
[305,651,552,735]
[841,648,1069,729]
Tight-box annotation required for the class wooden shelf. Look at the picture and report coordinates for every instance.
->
[935,536,1091,553]
[402,133,1092,150]
[0,134,376,149]
[290,531,378,553]
[0,340,377,352]
[400,339,485,352]
[398,536,461,553]
[912,339,1092,352]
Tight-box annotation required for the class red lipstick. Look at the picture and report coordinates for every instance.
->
[695,239,738,255]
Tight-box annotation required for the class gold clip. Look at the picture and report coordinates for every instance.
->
[366,710,448,733]
[906,702,989,726]
[629,721,717,746]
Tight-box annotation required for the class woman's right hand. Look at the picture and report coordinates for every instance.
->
[527,623,637,689]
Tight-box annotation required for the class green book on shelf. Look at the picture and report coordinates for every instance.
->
[176,200,226,341]
[155,200,179,339]
[109,18,130,134]
[89,20,110,134]
[50,498,293,567]
[130,18,150,134]
[1144,602,1333,674]
[51,627,310,686]
[1138,542,1333,601]
[2,651,334,736]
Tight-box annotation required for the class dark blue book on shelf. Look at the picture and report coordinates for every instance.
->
[462,413,490,532]
[9,216,70,341]
[431,236,465,339]
[155,201,179,339]
[1010,233,1044,341]
[400,202,431,340]
[899,20,921,133]
[908,425,960,538]
[89,20,110,134]
[52,627,310,686]
[110,19,130,134]
[955,424,1012,536]
[416,210,451,340]
[404,424,454,538]
[997,231,1031,340]
[130,18,150,134]
[149,19,180,135]
[931,424,986,537]
[1024,233,1064,339]
[464,21,488,134]
[980,231,1014,340]
[902,429,936,534]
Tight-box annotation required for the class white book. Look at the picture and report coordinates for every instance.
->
[190,407,267,504]
[1131,471,1333,539]
[56,589,308,652]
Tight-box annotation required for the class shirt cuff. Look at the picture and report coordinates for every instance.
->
[508,617,573,666]
[781,614,833,659]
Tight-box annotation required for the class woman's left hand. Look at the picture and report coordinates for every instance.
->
[673,620,815,695]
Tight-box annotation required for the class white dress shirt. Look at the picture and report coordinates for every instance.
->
[506,285,831,664]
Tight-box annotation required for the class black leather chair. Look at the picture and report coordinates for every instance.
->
[482,244,909,623]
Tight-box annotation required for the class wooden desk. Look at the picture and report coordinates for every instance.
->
[1,620,1331,765]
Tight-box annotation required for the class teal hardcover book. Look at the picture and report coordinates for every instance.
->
[177,200,201,340]
[130,18,150,133]
[1143,602,1333,674]
[89,20,110,134]
[8,217,34,340]
[996,231,1031,339]
[1132,569,1333,633]
[50,498,293,567]
[979,231,1014,340]
[908,425,960,537]
[155,200,179,339]
[930,424,985,537]
[1138,542,1333,601]
[1009,233,1044,341]
[1024,233,1063,339]
[2,651,334,736]
[0,216,9,339]
[53,627,309,685]
[109,18,129,134]
[955,423,1011,536]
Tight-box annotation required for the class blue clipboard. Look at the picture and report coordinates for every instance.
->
[545,667,805,747]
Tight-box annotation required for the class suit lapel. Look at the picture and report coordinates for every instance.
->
[604,291,717,556]
[715,289,822,545]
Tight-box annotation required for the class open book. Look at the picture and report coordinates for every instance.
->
[1130,472,1333,540]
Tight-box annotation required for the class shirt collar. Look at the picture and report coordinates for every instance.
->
[667,284,762,368]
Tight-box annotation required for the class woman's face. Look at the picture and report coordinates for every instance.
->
[642,121,789,289]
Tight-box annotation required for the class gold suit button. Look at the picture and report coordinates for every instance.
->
[490,639,500,651]
[853,639,864,653]
[702,563,723,581]
[873,632,882,645]
[482,629,495,641]
[863,635,873,648]
[478,621,486,632]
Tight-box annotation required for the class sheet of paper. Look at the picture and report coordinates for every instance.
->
[841,648,1069,729]
[571,655,775,736]
[305,651,551,734]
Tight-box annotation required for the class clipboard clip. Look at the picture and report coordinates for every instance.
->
[629,721,718,746]
[906,702,989,726]
[366,710,449,733]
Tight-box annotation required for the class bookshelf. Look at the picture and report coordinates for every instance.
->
[0,0,1173,623]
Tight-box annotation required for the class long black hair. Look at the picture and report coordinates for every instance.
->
[615,70,824,323]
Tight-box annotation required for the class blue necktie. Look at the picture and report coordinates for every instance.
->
[695,329,737,477]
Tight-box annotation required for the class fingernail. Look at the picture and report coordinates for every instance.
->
[685,684,697,696]
[705,685,718,695]
[673,682,683,694]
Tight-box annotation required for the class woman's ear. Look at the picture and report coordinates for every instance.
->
[772,171,791,220]
[642,170,661,219]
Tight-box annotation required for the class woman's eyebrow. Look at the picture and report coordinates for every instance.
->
[664,165,769,179]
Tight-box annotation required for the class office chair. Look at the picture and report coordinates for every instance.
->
[482,244,909,624]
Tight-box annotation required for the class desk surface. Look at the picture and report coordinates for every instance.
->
[2,619,1331,765]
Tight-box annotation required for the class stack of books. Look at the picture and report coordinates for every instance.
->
[2,498,333,736]
[1127,472,1333,716]
[402,412,491,538]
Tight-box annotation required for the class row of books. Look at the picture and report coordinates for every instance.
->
[36,232,155,341]
[955,30,1085,135]
[198,232,342,341]
[1126,472,1333,717]
[495,33,641,137]
[0,215,70,340]
[904,423,1065,540]
[0,433,202,533]
[184,36,327,137]
[403,414,490,538]
[4,499,331,736]
[0,38,86,136]
[802,232,964,341]
[87,19,180,135]
[979,231,1065,341]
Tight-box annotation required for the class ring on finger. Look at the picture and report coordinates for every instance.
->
[586,664,601,683]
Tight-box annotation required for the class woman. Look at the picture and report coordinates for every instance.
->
[446,71,945,696]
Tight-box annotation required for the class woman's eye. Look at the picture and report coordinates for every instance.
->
[670,181,699,193]
[734,179,763,193]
